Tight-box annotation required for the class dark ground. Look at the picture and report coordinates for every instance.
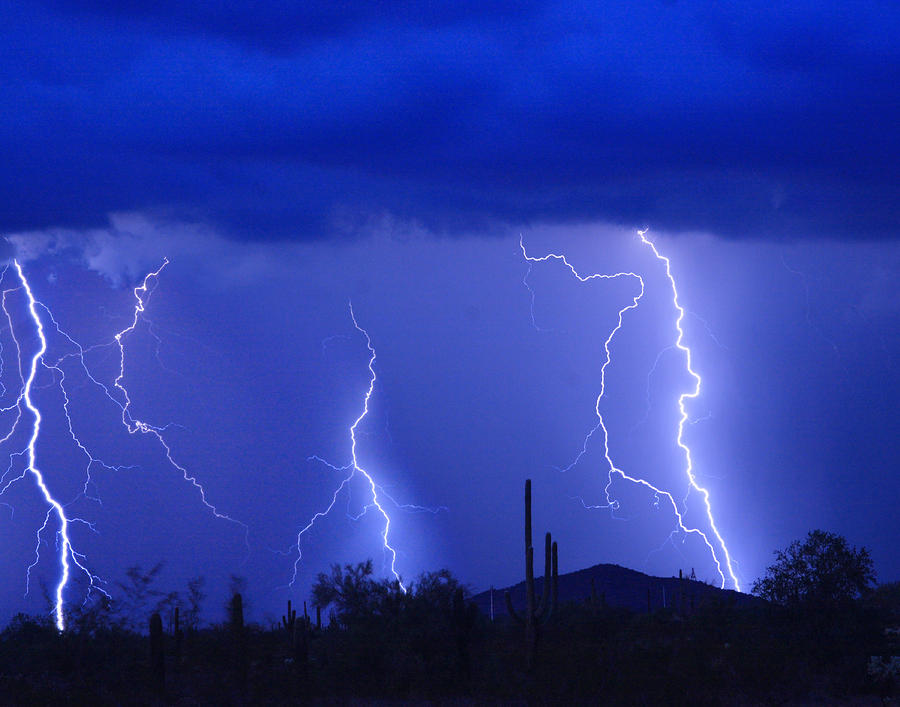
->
[1,563,898,705]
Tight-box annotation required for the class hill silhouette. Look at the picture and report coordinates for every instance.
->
[472,562,758,617]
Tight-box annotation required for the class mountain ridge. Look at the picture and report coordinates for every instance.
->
[472,562,758,618]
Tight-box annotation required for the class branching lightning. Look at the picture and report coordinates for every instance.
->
[0,262,108,630]
[637,231,739,591]
[0,258,246,629]
[105,262,248,533]
[521,231,740,591]
[291,303,440,593]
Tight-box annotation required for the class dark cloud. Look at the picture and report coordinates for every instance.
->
[2,1,898,240]
[41,0,541,52]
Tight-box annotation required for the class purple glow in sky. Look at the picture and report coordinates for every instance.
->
[0,225,896,626]
[0,1,897,626]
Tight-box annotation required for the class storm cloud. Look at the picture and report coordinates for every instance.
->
[3,1,898,240]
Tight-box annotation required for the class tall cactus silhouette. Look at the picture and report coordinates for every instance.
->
[173,606,183,672]
[230,593,248,698]
[505,478,558,670]
[149,612,165,696]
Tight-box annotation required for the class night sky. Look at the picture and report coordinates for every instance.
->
[1,1,898,626]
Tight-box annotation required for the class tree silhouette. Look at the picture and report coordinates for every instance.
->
[752,529,875,605]
[311,560,399,625]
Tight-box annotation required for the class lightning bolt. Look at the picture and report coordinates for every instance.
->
[107,262,249,535]
[521,231,740,591]
[37,260,249,537]
[0,258,246,629]
[0,262,108,630]
[637,230,739,591]
[520,236,645,478]
[291,303,434,593]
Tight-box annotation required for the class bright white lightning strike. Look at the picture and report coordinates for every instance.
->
[637,230,739,591]
[521,231,740,591]
[0,259,246,629]
[8,261,106,630]
[291,303,414,593]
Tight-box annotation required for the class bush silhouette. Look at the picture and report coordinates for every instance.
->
[752,529,875,605]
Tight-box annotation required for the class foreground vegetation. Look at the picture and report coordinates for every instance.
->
[1,561,899,705]
[1,488,896,705]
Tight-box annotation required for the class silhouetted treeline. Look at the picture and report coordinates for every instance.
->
[1,565,899,704]
[1,504,897,705]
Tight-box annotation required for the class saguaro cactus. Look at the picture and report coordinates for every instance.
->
[282,598,311,689]
[173,606,183,670]
[505,479,559,670]
[282,598,296,633]
[230,593,247,698]
[282,599,310,670]
[230,592,244,631]
[550,535,558,617]
[149,612,165,695]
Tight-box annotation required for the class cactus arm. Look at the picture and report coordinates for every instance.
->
[525,544,536,621]
[505,590,524,624]
[282,599,296,630]
[150,612,165,695]
[524,479,532,551]
[551,540,559,616]
[536,532,552,619]
[542,540,559,624]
